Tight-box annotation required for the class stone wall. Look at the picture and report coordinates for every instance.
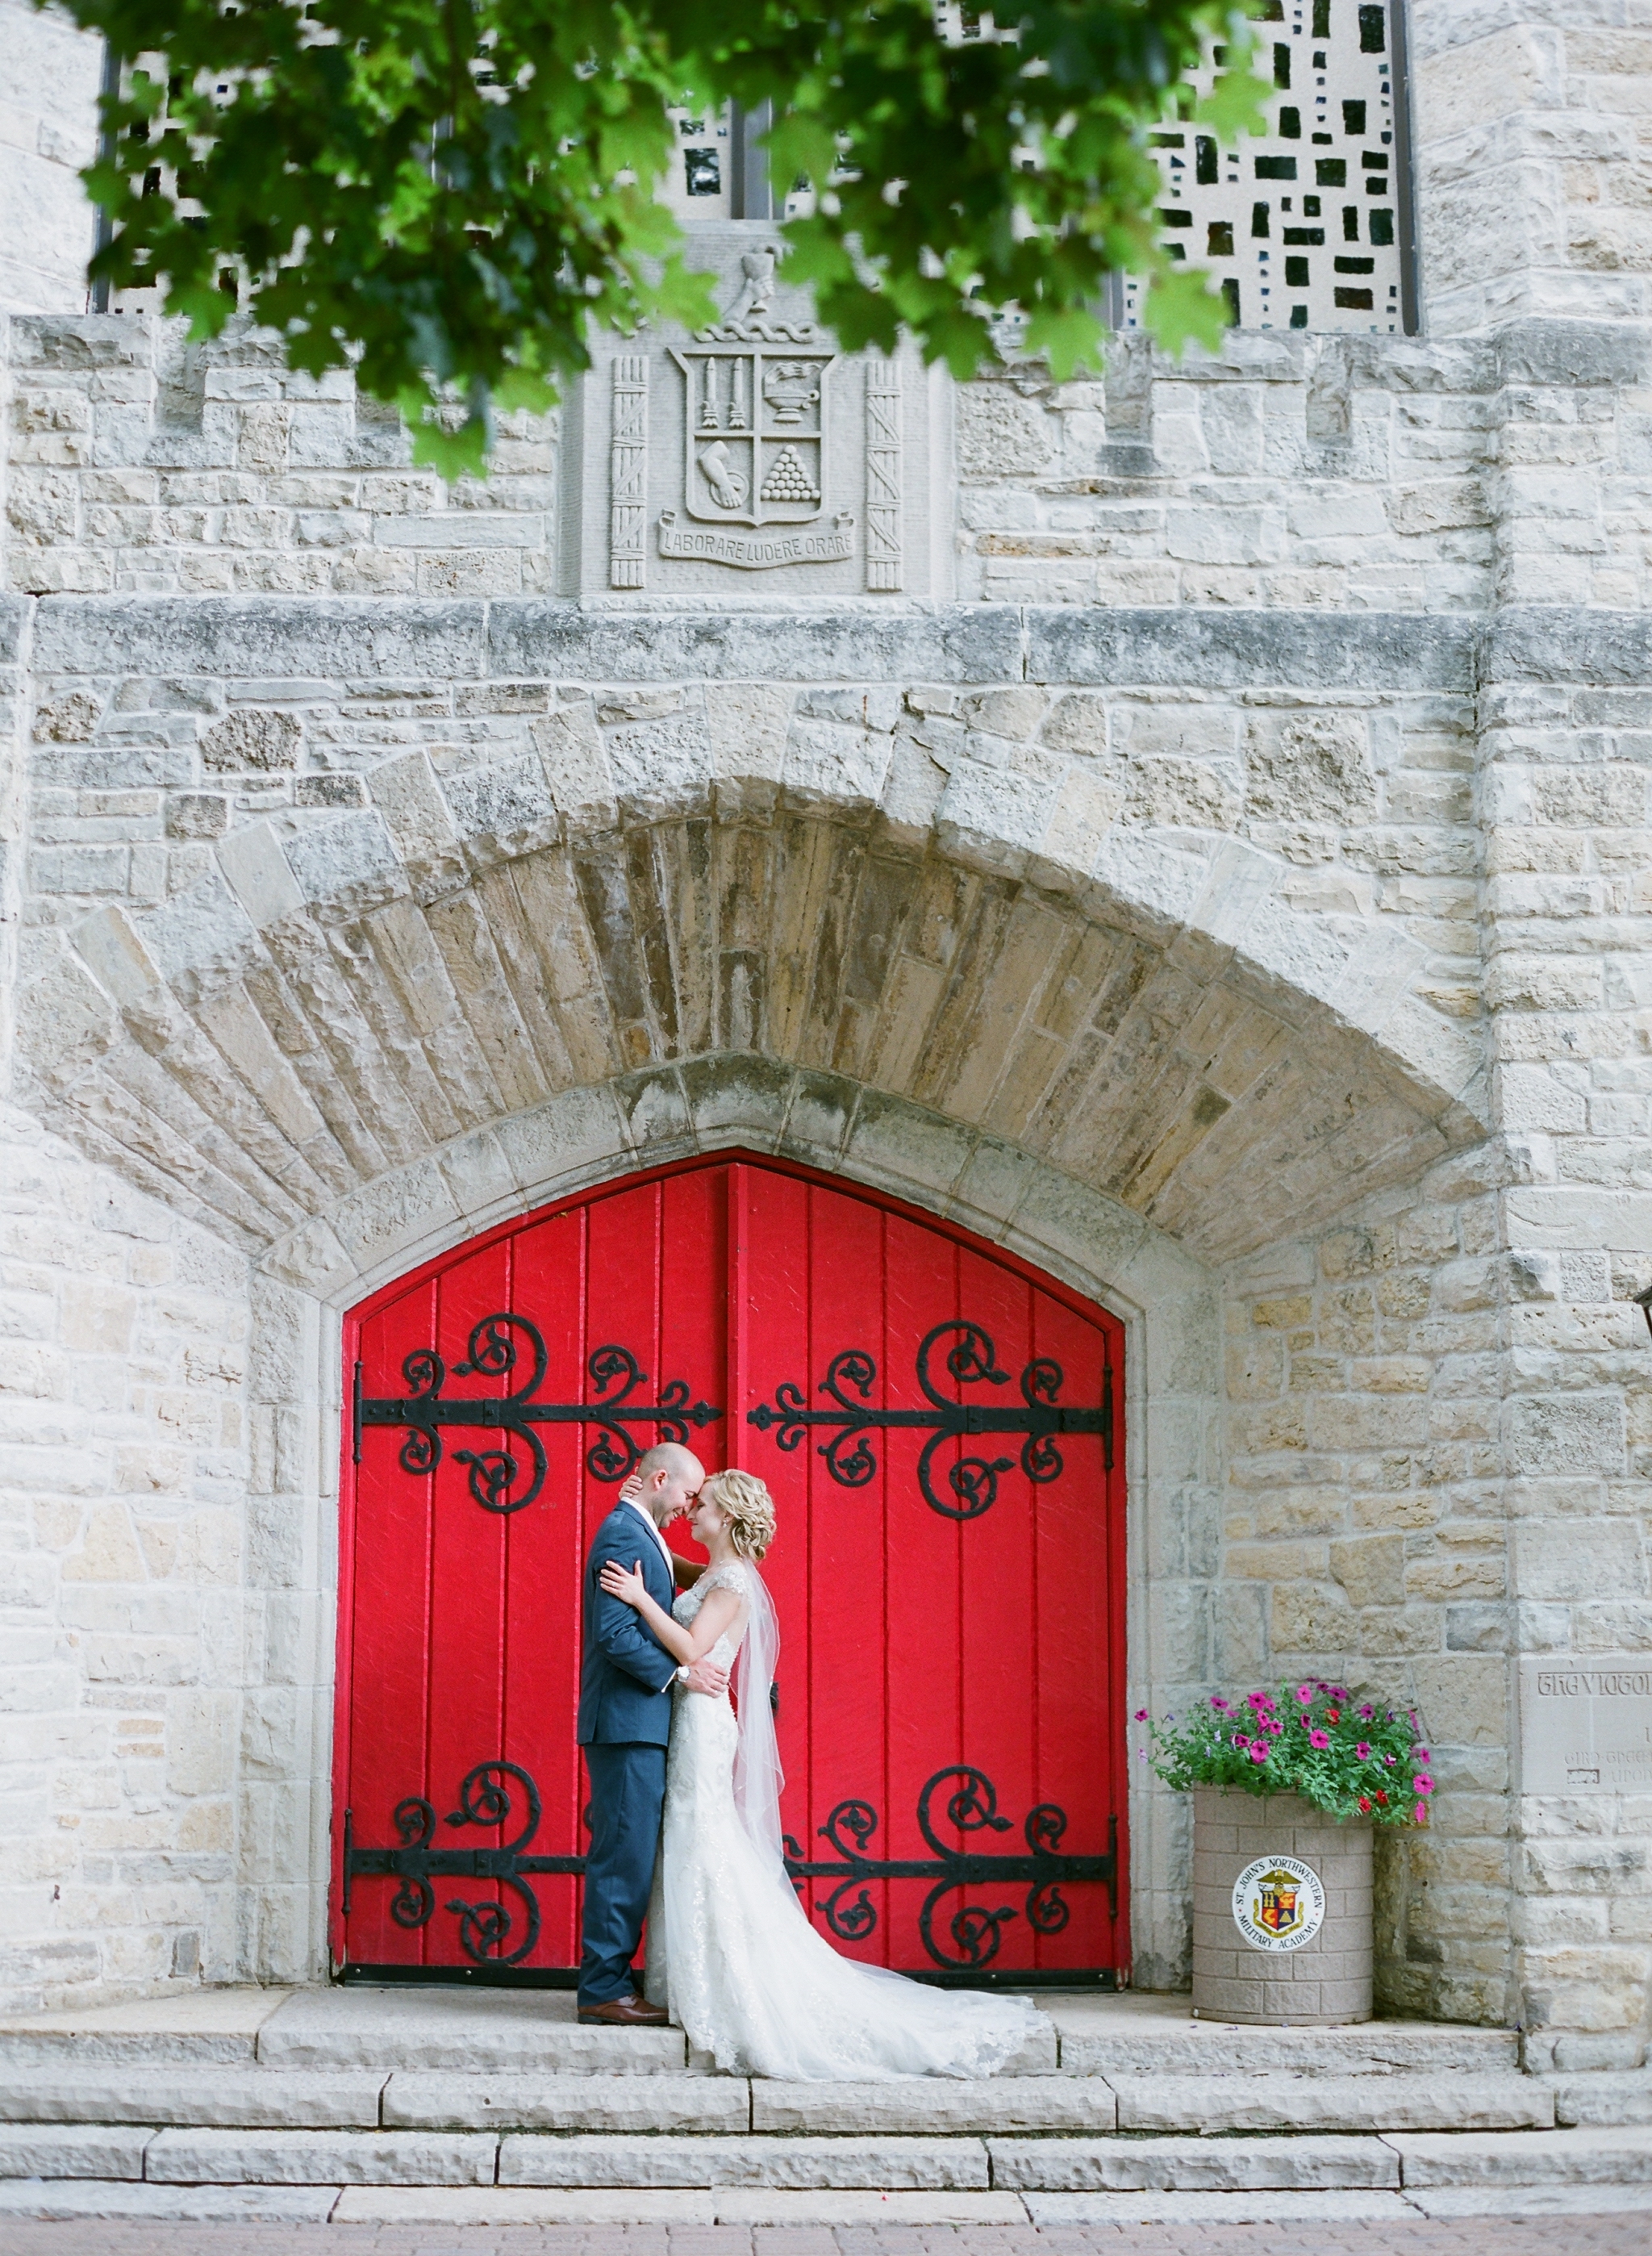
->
[0,1094,249,2011]
[1413,1,1652,332]
[11,315,1651,616]
[0,0,1651,2075]
[0,2,98,320]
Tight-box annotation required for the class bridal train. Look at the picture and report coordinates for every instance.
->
[642,1560,1041,2080]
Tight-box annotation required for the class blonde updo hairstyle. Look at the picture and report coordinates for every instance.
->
[700,1468,776,1560]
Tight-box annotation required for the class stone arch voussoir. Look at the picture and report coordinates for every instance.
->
[16,697,1484,1273]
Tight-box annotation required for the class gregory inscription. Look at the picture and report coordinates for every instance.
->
[1519,1654,1652,1794]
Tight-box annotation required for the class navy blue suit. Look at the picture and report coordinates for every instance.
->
[577,1505,679,2005]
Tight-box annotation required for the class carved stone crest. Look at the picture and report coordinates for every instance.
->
[659,249,854,570]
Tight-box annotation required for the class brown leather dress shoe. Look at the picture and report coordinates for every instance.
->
[577,1993,670,2027]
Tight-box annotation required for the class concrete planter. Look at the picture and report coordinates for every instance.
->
[1191,1785,1374,2026]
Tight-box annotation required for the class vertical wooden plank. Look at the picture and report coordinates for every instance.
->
[801,1178,891,1962]
[950,1246,1038,1976]
[424,1233,515,1964]
[739,1168,816,1916]
[344,1276,438,1968]
[1026,1286,1113,1970]
[502,1203,590,1969]
[877,1205,952,1970]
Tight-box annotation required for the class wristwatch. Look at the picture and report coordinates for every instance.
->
[674,1665,691,1686]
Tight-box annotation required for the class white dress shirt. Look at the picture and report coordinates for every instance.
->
[624,1498,689,1684]
[625,1497,676,1577]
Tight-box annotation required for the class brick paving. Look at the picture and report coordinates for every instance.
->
[1,2222,1650,2256]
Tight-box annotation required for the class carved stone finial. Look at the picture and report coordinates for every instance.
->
[724,248,776,331]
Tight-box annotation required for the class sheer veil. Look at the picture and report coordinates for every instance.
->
[730,1561,786,1874]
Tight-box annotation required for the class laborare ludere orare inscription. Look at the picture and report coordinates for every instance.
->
[1518,1656,1652,1796]
[561,232,947,600]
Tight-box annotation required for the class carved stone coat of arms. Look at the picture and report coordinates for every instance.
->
[658,249,853,571]
[586,229,932,598]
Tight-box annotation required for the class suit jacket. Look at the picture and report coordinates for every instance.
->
[577,1504,680,1746]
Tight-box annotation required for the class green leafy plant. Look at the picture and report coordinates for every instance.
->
[52,0,1271,475]
[1137,1679,1435,1826]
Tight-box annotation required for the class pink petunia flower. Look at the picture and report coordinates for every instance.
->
[1356,1741,1372,1761]
[1308,1728,1331,1749]
[1212,1696,1229,1711]
[1296,1684,1313,1704]
[1133,1708,1148,1722]
[1249,1743,1269,1763]
[1414,1776,1433,1794]
[1414,1748,1429,1762]
[1358,1704,1374,1721]
[1384,1753,1396,1765]
[1413,1800,1428,1824]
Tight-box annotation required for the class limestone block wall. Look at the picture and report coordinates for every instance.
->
[0,1,99,319]
[1412,0,1652,332]
[10,315,1651,620]
[0,0,1651,2067]
[0,1094,250,2011]
[0,584,1501,2016]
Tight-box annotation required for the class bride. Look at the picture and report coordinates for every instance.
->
[598,1468,1041,2079]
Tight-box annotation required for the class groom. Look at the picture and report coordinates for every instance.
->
[576,1440,728,2024]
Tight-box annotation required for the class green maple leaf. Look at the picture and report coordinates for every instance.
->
[1141,263,1233,357]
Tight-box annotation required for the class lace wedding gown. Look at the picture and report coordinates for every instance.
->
[643,1560,1042,2078]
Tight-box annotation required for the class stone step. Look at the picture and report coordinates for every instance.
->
[385,2070,747,2133]
[0,2182,337,2224]
[1019,2189,1422,2225]
[0,1987,1523,2085]
[1113,2071,1553,2133]
[142,2127,497,2186]
[15,2178,1652,2230]
[0,2124,150,2178]
[333,2187,1033,2225]
[1404,2185,1652,2220]
[0,1991,289,2066]
[750,2077,1117,2134]
[499,2134,989,2189]
[253,1988,690,2074]
[1388,2126,1652,2185]
[1045,1998,1519,2078]
[0,2068,385,2128]
[1551,2071,1652,2127]
[15,2120,1621,2196]
[988,2133,1399,2191]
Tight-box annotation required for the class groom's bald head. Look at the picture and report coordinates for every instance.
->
[633,1442,704,1526]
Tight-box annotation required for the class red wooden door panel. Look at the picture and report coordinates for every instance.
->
[335,1155,1126,1987]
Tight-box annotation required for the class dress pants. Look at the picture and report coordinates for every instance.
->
[578,1740,668,2005]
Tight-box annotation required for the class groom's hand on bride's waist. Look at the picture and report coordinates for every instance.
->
[680,1656,730,1698]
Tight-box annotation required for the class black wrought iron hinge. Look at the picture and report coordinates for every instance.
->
[344,1757,1117,1974]
[353,1313,722,1513]
[749,1318,1112,1519]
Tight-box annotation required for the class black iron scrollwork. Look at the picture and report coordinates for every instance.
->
[344,1760,577,1968]
[786,1764,1118,1971]
[346,1756,1116,1977]
[748,1318,1112,1519]
[354,1314,723,1514]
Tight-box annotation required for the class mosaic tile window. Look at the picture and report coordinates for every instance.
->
[1118,0,1412,333]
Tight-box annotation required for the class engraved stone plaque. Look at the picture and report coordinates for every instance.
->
[1518,1654,1652,1794]
[559,226,949,602]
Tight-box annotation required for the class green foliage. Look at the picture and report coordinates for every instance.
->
[1137,1678,1436,1827]
[52,0,1270,474]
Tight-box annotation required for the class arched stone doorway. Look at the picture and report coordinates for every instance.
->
[335,1151,1127,1989]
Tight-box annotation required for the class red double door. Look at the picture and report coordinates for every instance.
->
[333,1154,1128,1987]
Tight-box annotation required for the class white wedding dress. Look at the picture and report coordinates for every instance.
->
[643,1560,1042,2078]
